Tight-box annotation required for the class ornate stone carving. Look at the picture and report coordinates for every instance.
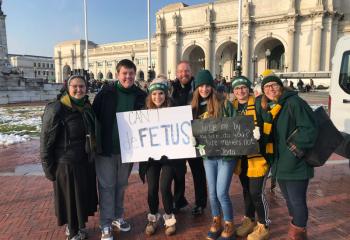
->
[157,16,165,32]
[172,13,179,27]
[205,7,213,23]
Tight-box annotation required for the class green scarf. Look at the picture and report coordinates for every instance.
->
[69,95,86,107]
[115,80,137,93]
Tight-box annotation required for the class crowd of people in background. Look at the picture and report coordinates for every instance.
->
[41,59,317,240]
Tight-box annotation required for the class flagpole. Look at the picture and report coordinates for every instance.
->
[147,0,151,81]
[83,0,89,71]
[236,0,242,77]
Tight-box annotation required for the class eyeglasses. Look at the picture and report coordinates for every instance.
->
[263,83,280,90]
[69,84,86,89]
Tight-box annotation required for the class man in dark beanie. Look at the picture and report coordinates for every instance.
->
[171,61,207,216]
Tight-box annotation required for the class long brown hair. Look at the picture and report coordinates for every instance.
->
[145,90,172,109]
[191,87,223,118]
[261,87,284,110]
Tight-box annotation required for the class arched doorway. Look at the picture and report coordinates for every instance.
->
[215,42,238,82]
[97,71,103,80]
[182,45,206,77]
[106,71,113,79]
[254,37,286,76]
[137,70,145,81]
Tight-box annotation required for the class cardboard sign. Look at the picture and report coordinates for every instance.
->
[191,116,259,157]
[116,106,196,163]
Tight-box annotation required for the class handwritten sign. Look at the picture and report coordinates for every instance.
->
[191,116,259,157]
[116,106,196,163]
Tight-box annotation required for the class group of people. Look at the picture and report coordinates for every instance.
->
[40,59,318,240]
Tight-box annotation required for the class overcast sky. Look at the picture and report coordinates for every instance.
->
[4,0,212,57]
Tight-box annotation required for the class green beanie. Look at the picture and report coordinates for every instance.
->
[231,76,252,89]
[261,75,283,92]
[148,77,168,93]
[194,70,214,89]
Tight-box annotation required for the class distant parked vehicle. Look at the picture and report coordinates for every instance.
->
[329,35,350,159]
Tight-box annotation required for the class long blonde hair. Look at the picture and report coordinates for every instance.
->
[191,87,223,118]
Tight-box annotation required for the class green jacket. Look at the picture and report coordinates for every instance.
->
[257,91,318,180]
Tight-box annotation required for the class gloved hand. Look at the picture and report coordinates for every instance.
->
[191,136,197,147]
[253,126,260,140]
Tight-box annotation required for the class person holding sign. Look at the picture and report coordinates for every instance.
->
[138,76,178,236]
[191,70,238,240]
[40,75,98,240]
[92,59,147,240]
[231,76,270,240]
[256,76,317,240]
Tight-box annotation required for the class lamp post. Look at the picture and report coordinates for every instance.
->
[265,49,271,69]
[34,67,37,79]
[168,70,171,80]
[131,49,135,62]
[251,55,257,85]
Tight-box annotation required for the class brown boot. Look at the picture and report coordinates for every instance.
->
[236,216,256,237]
[218,221,235,239]
[206,216,223,240]
[288,222,307,240]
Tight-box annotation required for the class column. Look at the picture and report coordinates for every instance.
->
[287,27,295,72]
[205,38,212,72]
[157,43,164,75]
[311,25,322,72]
[172,41,178,79]
[242,33,250,77]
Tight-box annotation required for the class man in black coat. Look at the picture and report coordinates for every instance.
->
[171,61,207,215]
[92,59,146,240]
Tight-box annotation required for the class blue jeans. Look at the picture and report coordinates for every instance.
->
[95,154,133,228]
[278,179,309,227]
[203,158,237,221]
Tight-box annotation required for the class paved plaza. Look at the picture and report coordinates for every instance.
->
[0,139,349,240]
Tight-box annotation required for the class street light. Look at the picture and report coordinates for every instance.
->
[265,49,271,69]
[251,55,257,85]
[131,49,135,62]
[168,70,171,80]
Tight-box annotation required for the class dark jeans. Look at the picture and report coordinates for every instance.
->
[173,157,207,208]
[278,179,309,228]
[146,161,175,215]
[239,171,270,226]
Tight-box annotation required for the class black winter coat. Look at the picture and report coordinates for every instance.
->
[170,77,195,106]
[92,83,147,156]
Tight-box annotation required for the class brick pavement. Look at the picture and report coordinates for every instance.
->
[0,140,349,239]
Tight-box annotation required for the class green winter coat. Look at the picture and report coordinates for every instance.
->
[256,91,318,180]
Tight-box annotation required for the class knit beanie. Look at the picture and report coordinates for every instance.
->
[231,76,252,89]
[194,70,214,89]
[261,75,283,91]
[148,76,168,93]
[67,75,86,87]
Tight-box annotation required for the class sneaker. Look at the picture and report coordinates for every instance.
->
[112,218,131,232]
[191,205,204,216]
[236,216,256,237]
[65,226,88,240]
[101,226,113,240]
[247,222,270,240]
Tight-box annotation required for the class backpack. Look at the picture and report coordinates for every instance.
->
[287,106,344,167]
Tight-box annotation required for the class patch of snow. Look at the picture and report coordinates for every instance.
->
[0,133,31,147]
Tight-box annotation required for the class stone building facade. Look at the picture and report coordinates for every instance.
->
[9,54,55,81]
[54,0,350,83]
